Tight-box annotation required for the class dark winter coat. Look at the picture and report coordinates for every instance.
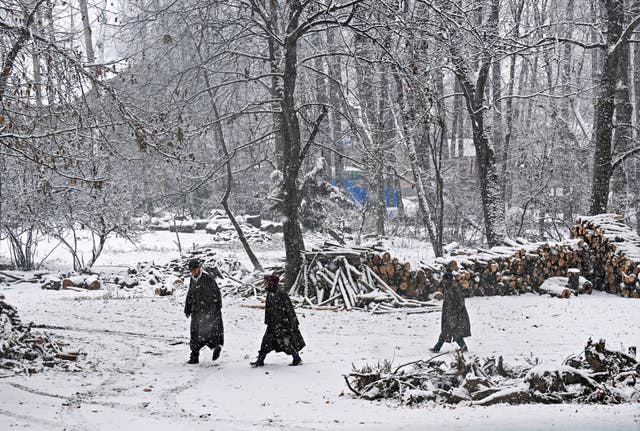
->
[259,287,305,355]
[439,279,471,341]
[184,271,224,351]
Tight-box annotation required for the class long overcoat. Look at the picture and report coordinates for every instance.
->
[184,271,224,351]
[260,287,305,354]
[440,279,471,341]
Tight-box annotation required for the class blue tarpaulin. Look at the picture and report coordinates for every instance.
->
[332,178,396,207]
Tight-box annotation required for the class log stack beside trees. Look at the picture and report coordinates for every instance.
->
[276,214,640,310]
[411,215,639,299]
[572,215,640,297]
[284,243,439,313]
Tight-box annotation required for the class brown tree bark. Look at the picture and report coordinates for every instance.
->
[588,0,640,215]
[447,1,507,246]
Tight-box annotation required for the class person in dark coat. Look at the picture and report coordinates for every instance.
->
[250,274,305,367]
[429,271,471,353]
[184,259,224,364]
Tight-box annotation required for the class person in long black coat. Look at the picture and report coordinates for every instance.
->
[184,259,224,364]
[430,271,471,353]
[250,274,305,367]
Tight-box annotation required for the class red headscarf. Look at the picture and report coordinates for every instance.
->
[264,274,280,291]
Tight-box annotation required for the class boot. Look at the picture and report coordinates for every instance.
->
[187,351,199,364]
[212,345,222,361]
[455,338,468,353]
[290,351,302,366]
[250,352,266,368]
[429,339,444,354]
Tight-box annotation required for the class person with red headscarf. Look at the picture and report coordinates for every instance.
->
[250,274,305,367]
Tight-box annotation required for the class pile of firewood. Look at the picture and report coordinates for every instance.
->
[427,240,595,299]
[238,215,640,305]
[365,251,429,299]
[345,339,640,406]
[425,215,639,299]
[42,274,101,291]
[0,271,103,292]
[295,240,596,302]
[114,248,251,296]
[0,301,80,374]
[340,240,590,301]
[285,243,438,313]
[572,214,640,297]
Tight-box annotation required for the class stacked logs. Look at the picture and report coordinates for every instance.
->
[289,240,599,305]
[572,214,640,297]
[365,252,428,299]
[41,274,101,291]
[255,215,640,306]
[0,301,80,373]
[428,241,595,299]
[288,244,438,313]
[421,214,640,299]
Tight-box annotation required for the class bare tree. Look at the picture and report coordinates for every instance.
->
[589,0,640,215]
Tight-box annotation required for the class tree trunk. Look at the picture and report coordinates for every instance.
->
[214,100,264,273]
[314,32,329,177]
[560,0,575,125]
[590,1,601,115]
[589,0,625,215]
[374,60,391,236]
[635,38,640,234]
[611,9,634,214]
[491,53,507,199]
[79,0,95,64]
[326,29,344,186]
[451,77,464,158]
[191,29,264,272]
[31,9,43,108]
[268,0,285,170]
[503,0,522,206]
[280,4,306,290]
[0,1,44,103]
[448,1,507,246]
[45,0,56,106]
[392,69,443,256]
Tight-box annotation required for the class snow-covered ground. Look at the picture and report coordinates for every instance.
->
[1,231,639,430]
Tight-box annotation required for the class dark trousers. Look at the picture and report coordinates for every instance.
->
[433,334,466,351]
[257,350,300,362]
[190,342,221,359]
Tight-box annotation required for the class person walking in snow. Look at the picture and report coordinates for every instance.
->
[429,271,471,353]
[250,274,305,367]
[184,259,224,364]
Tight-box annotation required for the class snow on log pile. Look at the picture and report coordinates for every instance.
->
[204,215,274,243]
[282,243,439,313]
[31,248,252,297]
[147,211,277,243]
[415,214,640,300]
[0,271,103,292]
[345,339,640,406]
[573,214,640,297]
[247,236,607,310]
[428,240,595,299]
[109,248,252,296]
[0,300,80,374]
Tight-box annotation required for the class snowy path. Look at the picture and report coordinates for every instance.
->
[1,284,639,430]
